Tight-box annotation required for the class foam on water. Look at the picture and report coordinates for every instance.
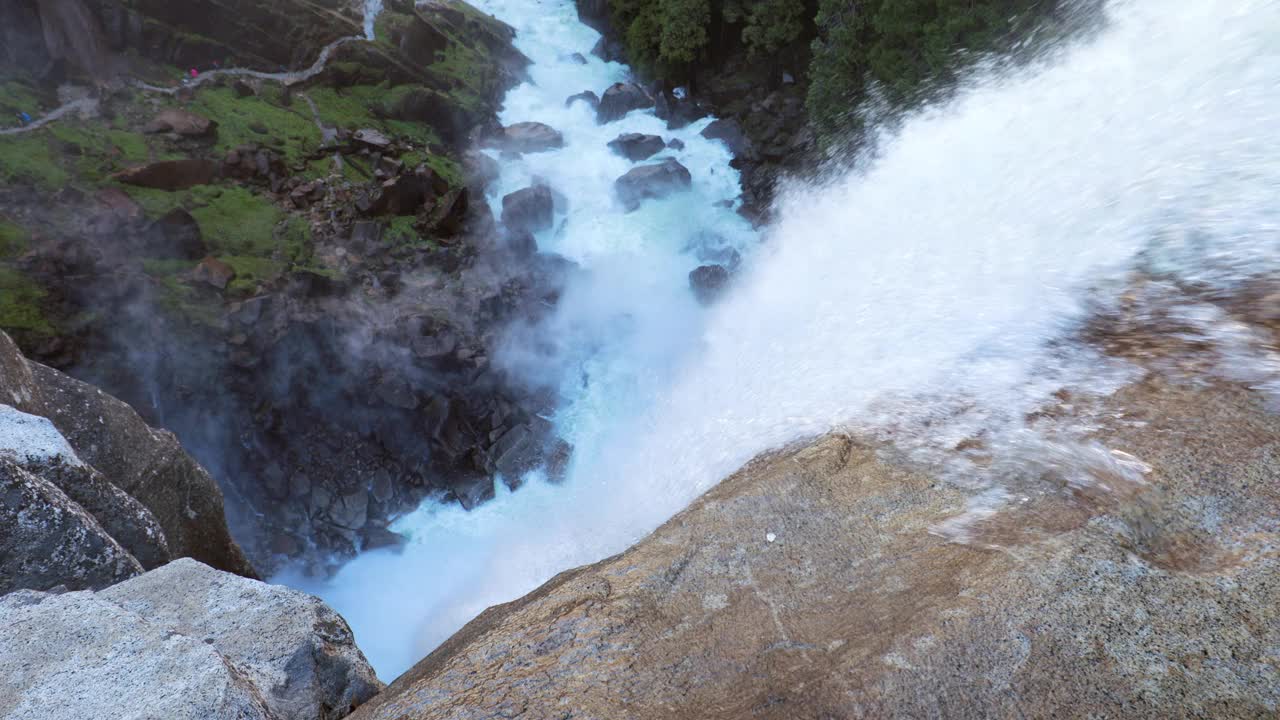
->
[286,0,1280,681]
[363,0,383,40]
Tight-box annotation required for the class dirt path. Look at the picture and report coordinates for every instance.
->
[1,35,361,136]
[0,98,99,137]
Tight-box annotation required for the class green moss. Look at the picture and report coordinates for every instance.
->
[0,133,69,190]
[0,220,29,260]
[187,186,283,255]
[120,183,222,219]
[154,275,222,328]
[0,267,54,336]
[187,86,320,165]
[220,254,283,295]
[0,79,48,120]
[142,258,197,276]
[48,122,153,180]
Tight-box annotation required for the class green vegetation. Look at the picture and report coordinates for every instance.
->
[187,86,320,165]
[604,0,1056,136]
[808,0,1050,136]
[0,134,69,190]
[188,186,283,255]
[0,267,54,337]
[0,78,49,121]
[0,220,28,260]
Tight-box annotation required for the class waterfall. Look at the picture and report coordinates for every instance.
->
[287,0,1280,682]
[363,0,383,40]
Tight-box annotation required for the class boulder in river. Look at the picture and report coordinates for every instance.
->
[0,558,382,720]
[490,122,564,154]
[608,133,666,161]
[596,82,654,124]
[590,36,625,62]
[565,90,600,111]
[700,118,753,160]
[501,185,554,234]
[689,264,731,304]
[614,158,692,211]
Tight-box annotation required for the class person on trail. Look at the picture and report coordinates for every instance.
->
[189,68,199,79]
[18,112,31,125]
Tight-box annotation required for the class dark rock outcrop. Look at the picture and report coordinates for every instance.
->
[565,90,600,111]
[688,263,730,304]
[0,558,382,720]
[607,132,665,161]
[113,159,220,191]
[700,118,753,159]
[0,330,255,578]
[0,455,143,594]
[614,157,692,211]
[141,208,207,260]
[500,185,554,234]
[596,81,653,123]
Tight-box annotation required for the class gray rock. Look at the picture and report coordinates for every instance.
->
[565,90,599,111]
[689,264,731,304]
[700,118,753,159]
[1,403,170,573]
[607,133,666,162]
[0,331,256,578]
[597,82,654,124]
[101,559,383,720]
[490,122,564,154]
[614,158,692,211]
[0,456,143,594]
[0,588,274,720]
[141,208,207,260]
[501,185,554,234]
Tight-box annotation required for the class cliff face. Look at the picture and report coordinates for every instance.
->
[354,321,1280,718]
[0,330,255,583]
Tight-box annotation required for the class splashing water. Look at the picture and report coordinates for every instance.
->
[284,0,1280,681]
[363,0,383,40]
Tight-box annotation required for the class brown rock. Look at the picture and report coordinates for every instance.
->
[93,187,144,222]
[191,256,236,289]
[142,109,217,137]
[354,379,1280,720]
[113,159,220,191]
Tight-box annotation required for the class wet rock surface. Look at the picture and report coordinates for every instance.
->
[0,331,253,579]
[488,121,565,154]
[614,157,692,211]
[688,263,730,304]
[0,559,381,720]
[596,81,654,123]
[500,185,554,234]
[607,132,665,161]
[354,371,1280,720]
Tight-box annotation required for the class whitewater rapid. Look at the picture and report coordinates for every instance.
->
[294,0,1280,681]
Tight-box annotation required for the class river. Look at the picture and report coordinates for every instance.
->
[289,0,1280,681]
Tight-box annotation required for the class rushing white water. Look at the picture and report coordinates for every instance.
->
[363,0,383,40]
[289,0,1280,681]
